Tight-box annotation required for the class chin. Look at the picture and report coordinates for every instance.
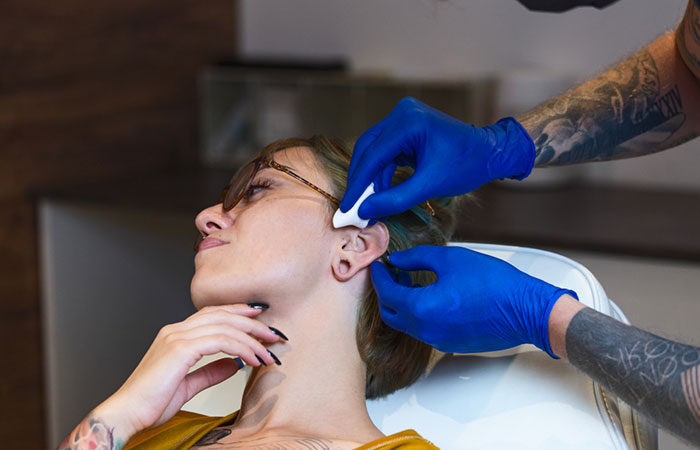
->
[190,271,261,310]
[189,273,217,310]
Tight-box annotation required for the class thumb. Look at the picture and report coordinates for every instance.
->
[370,261,416,310]
[183,357,241,403]
[371,261,417,333]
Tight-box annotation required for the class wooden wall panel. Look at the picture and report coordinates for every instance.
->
[0,1,236,447]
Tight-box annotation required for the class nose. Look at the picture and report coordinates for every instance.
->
[195,203,235,236]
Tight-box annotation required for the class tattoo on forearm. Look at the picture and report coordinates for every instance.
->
[567,308,700,445]
[59,418,123,450]
[520,48,686,166]
[191,432,340,449]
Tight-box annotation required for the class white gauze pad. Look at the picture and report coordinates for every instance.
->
[333,183,375,229]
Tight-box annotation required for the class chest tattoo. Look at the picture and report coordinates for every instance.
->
[191,429,348,450]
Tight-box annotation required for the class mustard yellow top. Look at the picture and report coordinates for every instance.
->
[124,410,438,450]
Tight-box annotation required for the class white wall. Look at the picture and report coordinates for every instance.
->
[240,0,685,79]
[240,0,700,192]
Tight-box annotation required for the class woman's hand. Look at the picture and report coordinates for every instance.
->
[63,304,283,448]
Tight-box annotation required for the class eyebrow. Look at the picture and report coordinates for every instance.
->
[257,166,291,179]
[271,162,295,172]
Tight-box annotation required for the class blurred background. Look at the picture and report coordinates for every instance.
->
[3,0,700,449]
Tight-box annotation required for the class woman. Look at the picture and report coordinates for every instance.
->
[59,136,461,450]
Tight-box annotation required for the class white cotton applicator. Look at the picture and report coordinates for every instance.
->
[333,183,375,229]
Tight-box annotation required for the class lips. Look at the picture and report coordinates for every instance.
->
[197,237,229,252]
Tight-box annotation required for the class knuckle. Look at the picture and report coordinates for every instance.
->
[413,299,433,320]
[397,96,420,111]
[401,101,429,122]
[169,338,189,354]
[158,323,176,339]
[241,320,257,334]
[212,333,230,346]
[231,316,254,335]
[198,305,219,315]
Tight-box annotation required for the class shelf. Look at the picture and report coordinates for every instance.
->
[456,184,700,261]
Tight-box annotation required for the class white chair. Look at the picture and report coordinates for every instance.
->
[184,243,657,450]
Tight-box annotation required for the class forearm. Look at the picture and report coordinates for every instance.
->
[549,296,700,445]
[518,11,700,167]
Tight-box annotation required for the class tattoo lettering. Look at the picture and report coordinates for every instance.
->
[683,365,700,423]
[59,418,123,450]
[521,49,686,166]
[567,308,700,445]
[678,3,700,79]
[191,434,340,449]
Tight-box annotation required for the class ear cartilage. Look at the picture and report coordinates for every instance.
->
[333,183,375,229]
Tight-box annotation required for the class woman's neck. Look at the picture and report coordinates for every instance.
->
[229,287,383,443]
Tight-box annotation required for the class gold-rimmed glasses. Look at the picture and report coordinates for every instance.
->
[220,157,340,211]
[194,155,340,252]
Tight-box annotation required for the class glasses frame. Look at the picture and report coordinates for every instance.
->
[221,156,340,212]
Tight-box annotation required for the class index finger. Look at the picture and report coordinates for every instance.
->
[341,125,417,215]
[341,125,388,213]
[346,121,383,184]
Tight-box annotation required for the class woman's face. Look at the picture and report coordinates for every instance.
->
[191,147,338,310]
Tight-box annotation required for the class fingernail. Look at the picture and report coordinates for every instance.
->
[255,355,267,367]
[234,357,244,369]
[268,350,282,366]
[268,327,288,341]
[248,302,269,310]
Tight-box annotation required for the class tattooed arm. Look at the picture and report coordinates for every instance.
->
[518,0,700,167]
[548,295,700,446]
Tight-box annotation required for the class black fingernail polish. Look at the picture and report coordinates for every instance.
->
[268,350,282,366]
[248,302,269,310]
[268,327,288,341]
[234,357,244,370]
[255,355,267,367]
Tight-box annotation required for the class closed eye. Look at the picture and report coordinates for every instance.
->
[243,179,272,200]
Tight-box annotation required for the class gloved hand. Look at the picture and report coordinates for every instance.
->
[341,97,536,220]
[371,245,578,357]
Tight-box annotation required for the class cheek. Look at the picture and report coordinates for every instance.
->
[192,201,333,306]
[248,204,332,280]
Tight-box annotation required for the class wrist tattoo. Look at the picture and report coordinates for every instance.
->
[566,308,700,445]
[60,417,124,450]
[521,48,686,166]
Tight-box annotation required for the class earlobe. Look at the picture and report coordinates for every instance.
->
[332,222,390,282]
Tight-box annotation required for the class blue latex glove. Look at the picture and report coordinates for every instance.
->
[341,97,536,220]
[371,245,578,358]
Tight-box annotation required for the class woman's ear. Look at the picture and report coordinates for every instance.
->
[332,222,390,281]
